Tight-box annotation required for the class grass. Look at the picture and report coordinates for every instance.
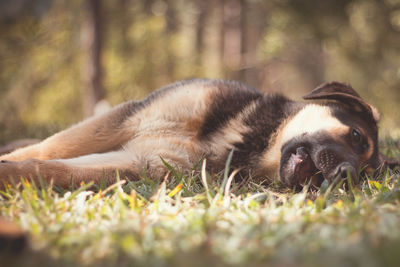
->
[1,140,400,267]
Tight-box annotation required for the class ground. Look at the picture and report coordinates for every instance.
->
[1,140,400,267]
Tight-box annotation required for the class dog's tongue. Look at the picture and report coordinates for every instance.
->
[290,147,309,164]
[289,147,317,184]
[287,147,309,174]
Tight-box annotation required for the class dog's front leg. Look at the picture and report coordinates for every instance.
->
[0,150,139,189]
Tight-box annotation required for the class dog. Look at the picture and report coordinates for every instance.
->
[0,79,396,189]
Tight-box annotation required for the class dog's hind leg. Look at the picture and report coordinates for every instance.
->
[0,100,140,161]
[0,150,141,189]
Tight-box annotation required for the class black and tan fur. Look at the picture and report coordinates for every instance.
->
[0,79,396,189]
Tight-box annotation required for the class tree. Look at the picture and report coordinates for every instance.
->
[81,0,105,117]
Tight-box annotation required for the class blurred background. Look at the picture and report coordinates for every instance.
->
[0,0,399,144]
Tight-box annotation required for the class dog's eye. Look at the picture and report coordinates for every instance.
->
[351,128,362,144]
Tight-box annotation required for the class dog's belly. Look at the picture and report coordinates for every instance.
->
[121,84,213,175]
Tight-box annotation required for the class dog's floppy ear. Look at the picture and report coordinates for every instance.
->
[303,81,380,123]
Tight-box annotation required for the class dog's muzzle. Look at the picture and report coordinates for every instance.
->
[313,148,359,185]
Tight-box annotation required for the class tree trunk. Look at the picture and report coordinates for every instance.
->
[165,0,178,80]
[222,0,241,79]
[238,0,247,81]
[195,0,209,65]
[81,0,105,117]
[218,0,226,73]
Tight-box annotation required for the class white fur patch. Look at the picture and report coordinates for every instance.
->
[53,150,135,168]
[280,104,349,144]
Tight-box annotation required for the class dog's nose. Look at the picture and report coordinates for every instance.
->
[337,162,358,184]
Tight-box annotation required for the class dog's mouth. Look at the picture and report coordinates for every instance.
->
[284,146,323,187]
[282,144,360,188]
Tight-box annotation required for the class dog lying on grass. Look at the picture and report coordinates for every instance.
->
[0,79,397,189]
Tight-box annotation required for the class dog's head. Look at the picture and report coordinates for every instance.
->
[279,82,385,188]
